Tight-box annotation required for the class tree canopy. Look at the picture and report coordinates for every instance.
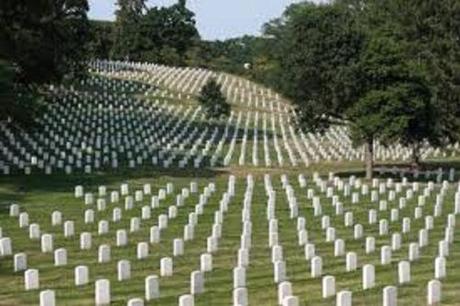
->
[241,0,460,178]
[0,0,90,127]
[111,0,199,65]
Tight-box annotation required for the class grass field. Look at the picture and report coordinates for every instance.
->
[1,161,460,305]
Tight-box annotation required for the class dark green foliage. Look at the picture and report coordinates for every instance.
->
[88,20,115,59]
[0,0,90,128]
[198,78,230,120]
[378,0,460,145]
[269,2,365,131]
[348,34,433,145]
[139,3,199,65]
[0,61,45,127]
[111,0,199,65]
[111,0,146,60]
[245,0,460,176]
[0,0,90,84]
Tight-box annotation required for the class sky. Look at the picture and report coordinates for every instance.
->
[88,0,311,41]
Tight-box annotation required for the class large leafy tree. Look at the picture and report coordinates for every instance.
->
[0,0,90,84]
[112,0,199,64]
[111,0,146,60]
[261,0,460,178]
[272,2,365,132]
[348,34,434,176]
[139,0,199,65]
[368,0,460,159]
[0,0,89,127]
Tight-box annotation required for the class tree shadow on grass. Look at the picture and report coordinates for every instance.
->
[0,165,227,194]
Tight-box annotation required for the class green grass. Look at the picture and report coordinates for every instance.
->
[1,167,460,306]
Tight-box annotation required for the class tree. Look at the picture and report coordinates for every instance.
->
[198,78,231,120]
[139,1,199,65]
[0,0,90,84]
[348,34,434,175]
[366,0,460,164]
[111,0,146,60]
[111,0,199,64]
[0,0,89,128]
[261,0,460,178]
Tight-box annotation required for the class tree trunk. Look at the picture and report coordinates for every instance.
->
[411,143,421,169]
[365,139,374,180]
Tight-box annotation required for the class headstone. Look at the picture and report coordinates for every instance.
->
[118,260,131,281]
[184,224,194,241]
[75,265,89,286]
[51,211,62,226]
[366,237,375,254]
[233,267,246,289]
[322,275,336,298]
[336,290,352,306]
[137,242,149,260]
[274,260,286,283]
[54,248,67,266]
[80,232,92,250]
[64,221,75,237]
[334,239,345,257]
[117,230,128,247]
[282,296,299,306]
[398,261,410,284]
[150,226,160,244]
[41,234,54,253]
[14,252,27,272]
[200,253,213,272]
[159,214,168,229]
[392,233,401,251]
[354,224,363,239]
[98,244,111,263]
[346,252,357,272]
[130,217,140,232]
[29,223,40,239]
[40,289,56,306]
[173,238,184,256]
[409,243,419,261]
[363,264,375,290]
[207,236,218,253]
[233,287,248,306]
[435,256,446,279]
[278,281,292,305]
[191,270,204,295]
[10,203,20,217]
[238,248,249,267]
[145,275,160,300]
[98,220,109,235]
[160,257,173,277]
[95,279,110,305]
[311,256,322,278]
[179,294,194,306]
[419,229,428,247]
[383,286,397,306]
[25,269,39,290]
[381,246,392,265]
[127,298,144,306]
[439,240,449,257]
[427,279,441,305]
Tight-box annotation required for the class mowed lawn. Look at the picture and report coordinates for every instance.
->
[1,167,460,306]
